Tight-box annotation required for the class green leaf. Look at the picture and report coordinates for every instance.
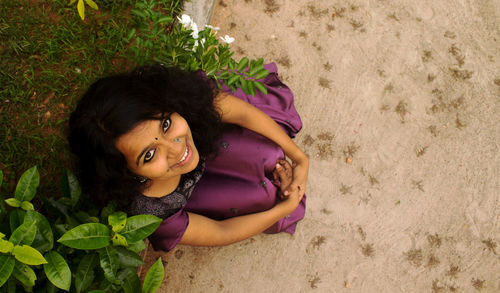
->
[227,74,240,86]
[43,251,71,291]
[115,247,144,268]
[0,239,14,253]
[99,246,120,284]
[240,78,250,95]
[8,209,25,233]
[112,233,128,247]
[77,0,85,20]
[247,65,260,77]
[4,198,21,208]
[12,245,47,265]
[131,9,147,19]
[0,232,4,239]
[108,212,127,233]
[9,220,36,246]
[254,81,268,95]
[12,261,36,288]
[61,170,81,207]
[84,0,98,10]
[20,201,34,211]
[127,240,146,253]
[141,257,164,293]
[75,253,98,293]
[118,268,141,293]
[69,0,77,4]
[255,57,264,68]
[157,16,172,24]
[43,197,69,219]
[254,68,269,80]
[125,28,136,42]
[217,71,230,79]
[248,81,257,96]
[74,210,92,223]
[120,215,162,243]
[24,210,53,253]
[100,202,116,224]
[14,166,39,203]
[58,223,110,249]
[228,59,236,70]
[0,170,3,188]
[0,255,14,287]
[236,57,249,71]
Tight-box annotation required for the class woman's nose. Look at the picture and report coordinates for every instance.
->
[162,137,184,158]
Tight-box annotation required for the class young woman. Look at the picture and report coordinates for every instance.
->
[69,63,308,251]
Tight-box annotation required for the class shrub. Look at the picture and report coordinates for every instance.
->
[0,166,165,292]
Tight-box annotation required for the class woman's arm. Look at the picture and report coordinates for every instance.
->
[179,163,303,246]
[215,92,309,196]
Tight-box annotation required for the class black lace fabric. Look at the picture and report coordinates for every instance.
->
[127,159,205,219]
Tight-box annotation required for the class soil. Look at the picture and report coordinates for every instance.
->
[140,0,500,292]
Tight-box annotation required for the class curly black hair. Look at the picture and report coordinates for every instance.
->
[68,65,222,210]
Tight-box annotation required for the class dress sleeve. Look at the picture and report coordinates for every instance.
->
[147,209,189,252]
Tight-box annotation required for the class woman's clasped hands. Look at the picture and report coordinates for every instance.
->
[273,157,308,213]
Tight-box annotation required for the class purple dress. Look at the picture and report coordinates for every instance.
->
[130,63,306,251]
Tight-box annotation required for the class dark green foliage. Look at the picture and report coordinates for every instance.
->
[0,166,165,292]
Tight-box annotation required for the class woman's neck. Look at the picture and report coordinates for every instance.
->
[141,175,182,198]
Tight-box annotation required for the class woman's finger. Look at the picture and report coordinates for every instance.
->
[276,163,293,188]
[280,160,293,178]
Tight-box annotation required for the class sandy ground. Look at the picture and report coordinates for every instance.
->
[140,0,500,292]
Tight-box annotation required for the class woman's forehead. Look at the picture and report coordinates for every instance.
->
[116,120,158,154]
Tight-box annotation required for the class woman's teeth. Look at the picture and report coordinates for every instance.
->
[177,147,188,164]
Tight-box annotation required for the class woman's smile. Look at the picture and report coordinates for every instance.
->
[172,144,192,168]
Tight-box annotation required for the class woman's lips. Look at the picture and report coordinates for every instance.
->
[172,143,192,168]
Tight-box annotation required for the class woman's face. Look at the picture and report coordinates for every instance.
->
[116,112,200,184]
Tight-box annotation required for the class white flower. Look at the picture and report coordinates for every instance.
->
[177,14,192,27]
[200,38,206,46]
[190,22,199,39]
[205,24,220,31]
[192,40,199,51]
[220,35,235,44]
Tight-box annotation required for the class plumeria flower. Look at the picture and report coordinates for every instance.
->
[220,35,235,44]
[177,14,192,27]
[205,24,220,31]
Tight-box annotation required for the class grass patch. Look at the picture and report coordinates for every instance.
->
[0,0,184,195]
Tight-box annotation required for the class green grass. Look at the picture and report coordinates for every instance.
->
[0,0,185,196]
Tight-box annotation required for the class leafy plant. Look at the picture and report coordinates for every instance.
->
[0,167,165,292]
[126,12,269,95]
[126,0,175,65]
[69,0,99,20]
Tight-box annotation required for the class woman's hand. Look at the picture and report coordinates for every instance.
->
[285,152,309,198]
[272,159,293,199]
[272,158,305,214]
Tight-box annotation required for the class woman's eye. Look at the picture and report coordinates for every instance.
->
[162,117,171,133]
[144,149,155,163]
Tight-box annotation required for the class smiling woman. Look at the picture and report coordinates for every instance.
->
[68,63,308,251]
[116,112,200,197]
